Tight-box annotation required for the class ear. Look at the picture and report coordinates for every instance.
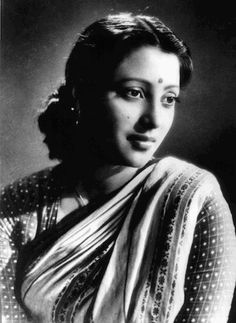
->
[72,87,76,99]
[72,87,80,106]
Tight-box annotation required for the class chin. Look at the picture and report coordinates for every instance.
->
[103,144,157,169]
[119,152,155,169]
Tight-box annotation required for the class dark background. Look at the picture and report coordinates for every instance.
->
[1,0,236,321]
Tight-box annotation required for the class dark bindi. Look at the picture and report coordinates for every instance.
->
[158,78,163,83]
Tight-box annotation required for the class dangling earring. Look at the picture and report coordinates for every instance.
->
[71,87,80,126]
[70,106,80,126]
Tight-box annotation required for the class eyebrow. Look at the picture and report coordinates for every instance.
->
[114,77,179,90]
[164,85,180,90]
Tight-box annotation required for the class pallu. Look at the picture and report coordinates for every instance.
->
[1,157,236,323]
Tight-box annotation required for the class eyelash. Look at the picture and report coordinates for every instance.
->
[162,95,181,106]
[119,87,180,106]
[121,88,144,99]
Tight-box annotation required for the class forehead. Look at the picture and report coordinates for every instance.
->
[113,46,180,86]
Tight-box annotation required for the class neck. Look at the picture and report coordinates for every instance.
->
[79,162,138,197]
[63,143,140,197]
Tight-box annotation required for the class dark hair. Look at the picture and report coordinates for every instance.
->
[38,12,193,162]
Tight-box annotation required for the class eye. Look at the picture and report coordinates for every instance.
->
[127,88,143,98]
[162,93,180,107]
[119,87,145,99]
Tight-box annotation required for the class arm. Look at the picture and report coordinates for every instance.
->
[0,168,58,322]
[175,178,236,323]
[0,184,30,321]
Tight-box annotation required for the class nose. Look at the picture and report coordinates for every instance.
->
[139,100,164,130]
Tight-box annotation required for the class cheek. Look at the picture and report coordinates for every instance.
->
[107,107,132,129]
[166,110,175,128]
[94,97,136,135]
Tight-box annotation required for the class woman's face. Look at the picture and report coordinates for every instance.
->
[81,46,180,168]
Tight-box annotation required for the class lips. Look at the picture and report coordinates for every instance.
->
[127,134,156,142]
[127,134,156,151]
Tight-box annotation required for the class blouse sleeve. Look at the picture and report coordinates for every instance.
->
[0,174,46,322]
[0,168,59,322]
[175,176,236,323]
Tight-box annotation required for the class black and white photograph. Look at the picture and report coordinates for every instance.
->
[1,0,236,322]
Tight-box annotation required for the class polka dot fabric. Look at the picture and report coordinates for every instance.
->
[174,191,236,323]
[0,168,60,323]
[0,161,235,322]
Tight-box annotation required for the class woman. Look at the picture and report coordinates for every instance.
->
[0,13,235,323]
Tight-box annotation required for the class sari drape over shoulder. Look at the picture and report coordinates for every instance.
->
[1,157,236,323]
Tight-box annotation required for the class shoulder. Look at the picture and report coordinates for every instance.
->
[145,156,221,196]
[1,167,54,196]
[146,157,234,233]
[0,166,61,218]
[148,156,214,181]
